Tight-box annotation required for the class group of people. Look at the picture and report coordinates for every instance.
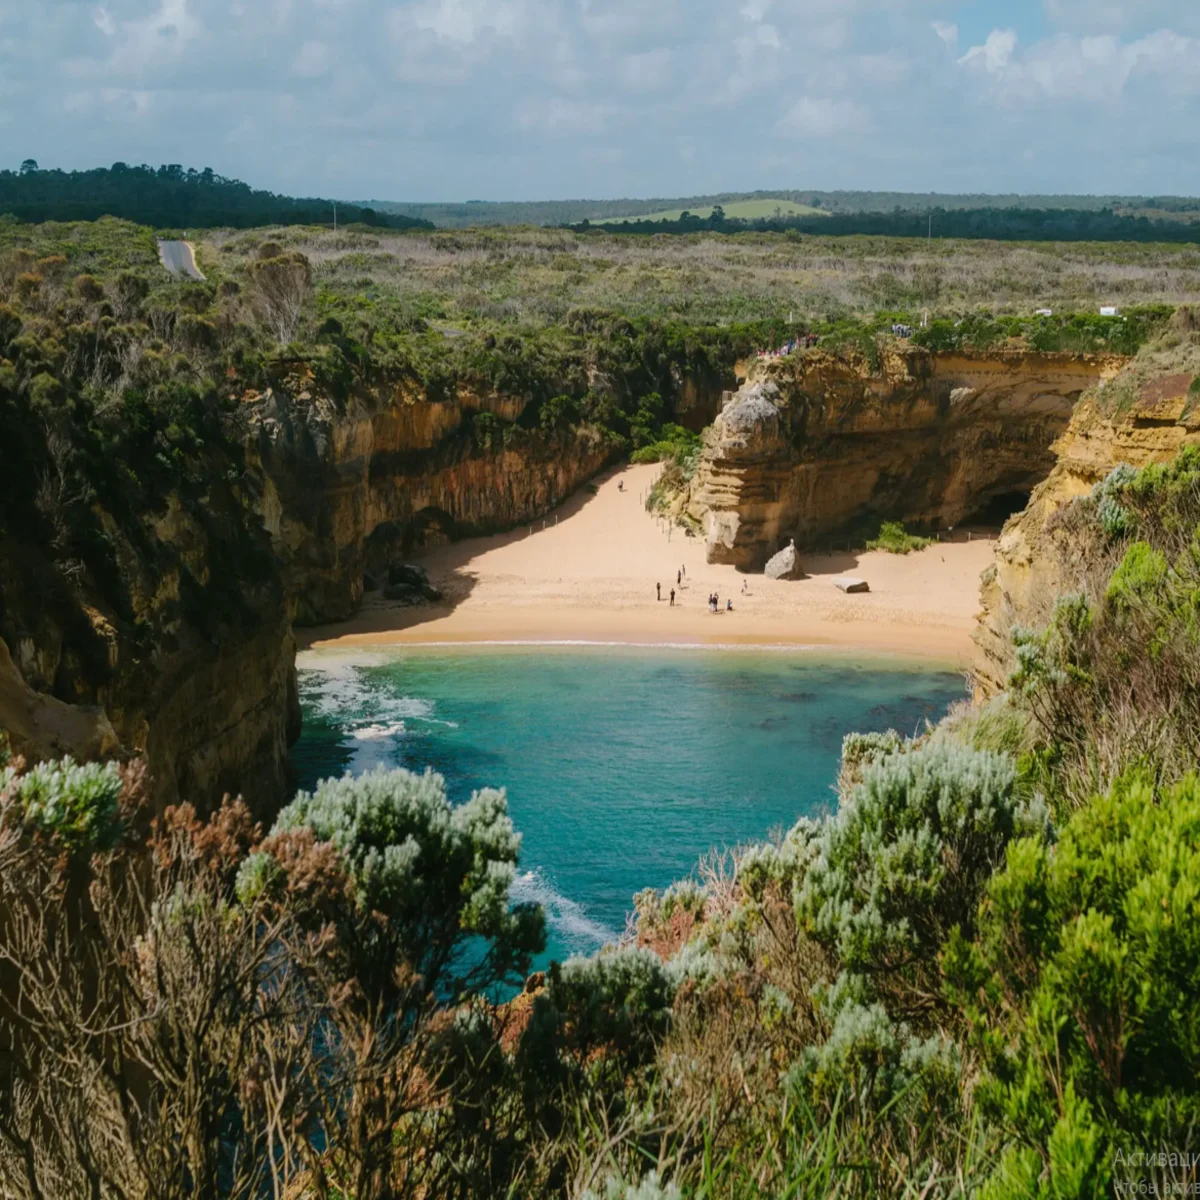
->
[756,333,820,360]
[656,566,736,612]
[890,322,914,339]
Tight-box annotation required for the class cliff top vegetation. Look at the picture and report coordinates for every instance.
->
[194,222,1200,333]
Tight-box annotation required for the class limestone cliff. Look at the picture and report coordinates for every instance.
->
[0,371,617,808]
[974,341,1200,693]
[0,484,297,816]
[244,373,617,624]
[684,346,1124,570]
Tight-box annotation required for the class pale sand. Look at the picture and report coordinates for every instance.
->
[301,464,997,669]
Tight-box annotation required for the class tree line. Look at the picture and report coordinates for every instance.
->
[0,161,434,231]
[573,205,1200,243]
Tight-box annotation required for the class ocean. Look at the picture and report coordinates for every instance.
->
[292,645,965,967]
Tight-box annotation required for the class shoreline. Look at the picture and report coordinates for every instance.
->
[298,639,970,676]
[299,464,997,674]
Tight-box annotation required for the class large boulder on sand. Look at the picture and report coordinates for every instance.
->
[764,539,805,580]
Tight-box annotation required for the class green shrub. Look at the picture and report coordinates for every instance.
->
[946,773,1200,1199]
[1012,455,1200,803]
[866,520,933,554]
[545,945,676,1065]
[0,756,124,850]
[629,423,701,467]
[240,766,544,992]
[798,741,1048,1012]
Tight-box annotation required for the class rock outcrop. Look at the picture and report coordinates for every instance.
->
[974,344,1200,694]
[0,635,119,765]
[245,377,616,623]
[1,372,619,812]
[764,540,805,580]
[684,346,1124,569]
[0,480,298,816]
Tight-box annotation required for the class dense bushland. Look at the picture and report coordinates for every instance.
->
[6,446,1200,1197]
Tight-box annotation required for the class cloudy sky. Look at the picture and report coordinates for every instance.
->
[2,0,1199,201]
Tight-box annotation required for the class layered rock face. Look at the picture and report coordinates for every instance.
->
[2,377,616,810]
[0,490,297,816]
[685,347,1123,569]
[246,379,616,624]
[974,355,1200,694]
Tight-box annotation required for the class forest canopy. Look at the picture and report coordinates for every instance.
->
[0,161,434,231]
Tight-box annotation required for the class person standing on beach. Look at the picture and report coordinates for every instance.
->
[677,569,681,587]
[656,582,661,601]
[670,588,675,606]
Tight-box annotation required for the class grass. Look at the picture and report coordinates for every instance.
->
[605,200,828,223]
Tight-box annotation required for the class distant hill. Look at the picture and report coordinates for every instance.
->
[0,162,434,231]
[368,189,1200,229]
[607,199,827,223]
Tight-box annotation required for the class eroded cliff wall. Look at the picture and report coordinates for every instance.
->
[0,486,297,816]
[974,344,1200,694]
[684,346,1124,569]
[1,374,618,813]
[245,375,617,624]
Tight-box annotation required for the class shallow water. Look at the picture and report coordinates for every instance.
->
[292,646,964,967]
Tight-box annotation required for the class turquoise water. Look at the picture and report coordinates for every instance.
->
[293,647,964,967]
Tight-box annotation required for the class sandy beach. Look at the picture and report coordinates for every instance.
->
[301,464,998,668]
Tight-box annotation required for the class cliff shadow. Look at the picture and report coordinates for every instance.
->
[297,465,634,643]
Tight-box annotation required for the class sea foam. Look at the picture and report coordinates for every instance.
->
[510,869,618,956]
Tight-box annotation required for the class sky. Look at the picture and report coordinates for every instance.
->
[2,0,1200,202]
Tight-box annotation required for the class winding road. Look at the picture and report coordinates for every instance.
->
[157,239,206,281]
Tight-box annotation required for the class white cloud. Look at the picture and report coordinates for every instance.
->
[516,97,614,137]
[959,25,1200,104]
[932,19,957,49]
[959,28,1018,73]
[1044,0,1200,36]
[776,95,871,137]
[2,0,1200,201]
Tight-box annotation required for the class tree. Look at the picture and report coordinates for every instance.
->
[238,766,545,1197]
[18,159,36,176]
[248,251,313,346]
[0,759,545,1200]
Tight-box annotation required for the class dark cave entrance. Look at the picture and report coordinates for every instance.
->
[965,489,1033,529]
